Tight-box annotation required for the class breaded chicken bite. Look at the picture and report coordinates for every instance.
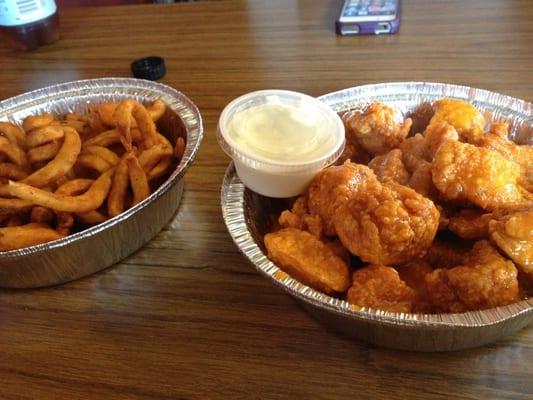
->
[489,208,533,276]
[343,101,412,156]
[425,241,520,313]
[264,228,351,294]
[428,98,485,143]
[347,265,417,313]
[432,140,533,210]
[476,123,533,191]
[307,161,377,236]
[333,166,440,265]
[368,148,409,185]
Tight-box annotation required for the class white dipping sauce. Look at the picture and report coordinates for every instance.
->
[227,102,335,163]
[217,90,345,197]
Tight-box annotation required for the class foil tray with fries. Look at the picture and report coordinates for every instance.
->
[0,78,203,288]
[221,82,533,352]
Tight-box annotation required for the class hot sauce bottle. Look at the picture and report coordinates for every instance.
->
[0,0,59,51]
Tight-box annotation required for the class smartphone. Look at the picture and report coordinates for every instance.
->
[336,0,401,36]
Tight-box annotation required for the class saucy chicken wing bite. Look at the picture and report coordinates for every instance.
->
[368,148,409,185]
[278,196,323,238]
[342,101,412,156]
[425,241,520,313]
[333,166,440,265]
[476,123,533,191]
[264,228,351,294]
[432,139,533,210]
[489,208,533,276]
[307,161,377,237]
[428,98,485,143]
[347,264,417,313]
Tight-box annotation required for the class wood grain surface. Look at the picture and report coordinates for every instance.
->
[0,0,532,398]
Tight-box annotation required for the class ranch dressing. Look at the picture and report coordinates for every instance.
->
[227,102,335,163]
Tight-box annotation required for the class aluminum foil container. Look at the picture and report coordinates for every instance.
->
[221,82,533,352]
[0,78,203,288]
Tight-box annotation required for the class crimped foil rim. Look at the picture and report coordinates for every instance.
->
[0,77,203,258]
[221,82,533,329]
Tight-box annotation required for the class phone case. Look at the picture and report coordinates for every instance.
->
[336,0,401,35]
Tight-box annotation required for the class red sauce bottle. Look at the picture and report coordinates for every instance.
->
[0,0,59,51]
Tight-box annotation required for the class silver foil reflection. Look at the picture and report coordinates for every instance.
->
[221,82,533,351]
[0,78,203,288]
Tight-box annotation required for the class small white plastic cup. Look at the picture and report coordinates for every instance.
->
[217,90,345,198]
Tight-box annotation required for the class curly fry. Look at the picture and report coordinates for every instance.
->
[127,154,150,205]
[107,155,129,217]
[94,100,164,127]
[56,212,74,236]
[21,127,81,188]
[61,118,87,135]
[147,99,166,121]
[6,169,113,213]
[0,122,26,150]
[0,136,28,168]
[82,145,120,166]
[147,156,173,181]
[0,163,28,181]
[0,198,33,215]
[114,99,159,151]
[0,223,63,251]
[54,178,107,226]
[23,113,54,133]
[75,154,113,175]
[55,178,93,195]
[26,124,64,148]
[27,140,62,164]
[95,102,119,127]
[82,128,142,149]
[76,210,107,225]
[138,134,173,171]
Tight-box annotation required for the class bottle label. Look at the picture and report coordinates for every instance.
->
[0,0,56,26]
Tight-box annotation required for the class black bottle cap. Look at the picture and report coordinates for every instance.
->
[131,56,166,80]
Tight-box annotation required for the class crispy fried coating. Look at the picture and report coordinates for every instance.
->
[398,123,458,199]
[399,133,427,171]
[425,241,520,313]
[432,140,533,210]
[429,98,485,143]
[423,120,460,160]
[264,228,351,294]
[338,110,372,164]
[368,149,409,185]
[278,196,323,238]
[347,265,417,313]
[489,209,533,276]
[448,209,492,240]
[342,101,412,156]
[333,166,440,265]
[407,160,439,199]
[476,125,533,191]
[307,161,376,237]
[397,134,440,198]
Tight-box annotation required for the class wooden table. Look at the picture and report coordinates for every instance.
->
[0,1,532,398]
